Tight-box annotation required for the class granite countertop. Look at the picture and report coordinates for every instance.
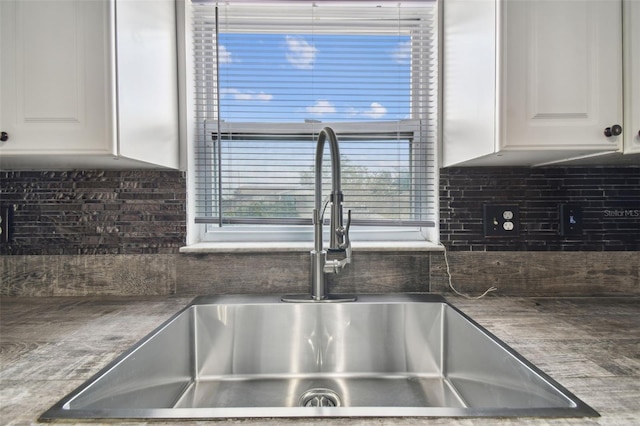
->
[1,295,638,425]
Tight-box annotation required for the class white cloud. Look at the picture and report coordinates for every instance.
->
[347,102,388,119]
[285,36,317,70]
[221,88,273,101]
[363,102,387,118]
[392,40,411,64]
[305,100,336,116]
[218,45,232,64]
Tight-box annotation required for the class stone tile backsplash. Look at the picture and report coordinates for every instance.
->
[440,167,639,251]
[2,167,638,255]
[1,167,638,297]
[0,171,186,255]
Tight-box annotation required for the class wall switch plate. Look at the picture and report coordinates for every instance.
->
[0,205,13,243]
[484,205,519,237]
[559,204,582,236]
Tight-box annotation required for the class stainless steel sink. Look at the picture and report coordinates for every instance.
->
[40,294,598,420]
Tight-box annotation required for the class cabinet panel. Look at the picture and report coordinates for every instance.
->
[116,0,179,168]
[528,2,589,119]
[0,0,112,154]
[503,0,622,149]
[624,0,640,154]
[442,0,498,166]
[20,2,82,123]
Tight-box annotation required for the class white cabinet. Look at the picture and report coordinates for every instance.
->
[0,0,179,169]
[624,0,640,155]
[443,0,627,167]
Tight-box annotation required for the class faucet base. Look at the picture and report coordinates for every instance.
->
[281,294,358,303]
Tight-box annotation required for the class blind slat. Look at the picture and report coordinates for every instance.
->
[193,0,437,227]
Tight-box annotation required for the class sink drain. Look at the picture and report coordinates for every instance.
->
[299,388,342,407]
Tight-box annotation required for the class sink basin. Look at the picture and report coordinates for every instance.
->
[40,294,598,419]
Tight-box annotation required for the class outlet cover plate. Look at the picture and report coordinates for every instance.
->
[484,205,519,237]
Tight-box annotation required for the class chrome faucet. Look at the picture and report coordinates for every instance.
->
[282,127,356,303]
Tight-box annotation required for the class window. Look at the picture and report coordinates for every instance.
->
[190,0,438,244]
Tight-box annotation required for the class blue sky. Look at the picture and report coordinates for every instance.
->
[218,33,411,122]
[213,31,414,208]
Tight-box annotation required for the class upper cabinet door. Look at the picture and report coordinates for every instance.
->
[0,0,112,155]
[502,0,623,150]
[115,0,179,168]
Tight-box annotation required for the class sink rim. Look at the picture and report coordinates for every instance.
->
[39,293,599,420]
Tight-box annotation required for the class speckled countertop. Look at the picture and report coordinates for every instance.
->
[1,295,638,425]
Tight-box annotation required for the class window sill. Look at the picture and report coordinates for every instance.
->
[179,241,443,253]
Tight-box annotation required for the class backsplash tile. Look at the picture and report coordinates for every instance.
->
[175,251,430,296]
[2,167,637,255]
[440,167,639,251]
[1,166,638,297]
[0,171,186,255]
[0,254,176,296]
[428,251,639,296]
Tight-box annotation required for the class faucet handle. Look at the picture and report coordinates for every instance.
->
[338,209,351,250]
[324,209,352,274]
[328,208,351,253]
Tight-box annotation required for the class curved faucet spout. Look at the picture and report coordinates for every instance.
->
[315,127,349,252]
[314,127,341,213]
[282,127,354,303]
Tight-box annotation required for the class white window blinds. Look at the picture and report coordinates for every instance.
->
[192,0,438,229]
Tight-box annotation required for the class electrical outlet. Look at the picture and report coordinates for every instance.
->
[484,205,519,237]
[559,204,582,236]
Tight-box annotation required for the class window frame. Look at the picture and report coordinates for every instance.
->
[184,0,440,247]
